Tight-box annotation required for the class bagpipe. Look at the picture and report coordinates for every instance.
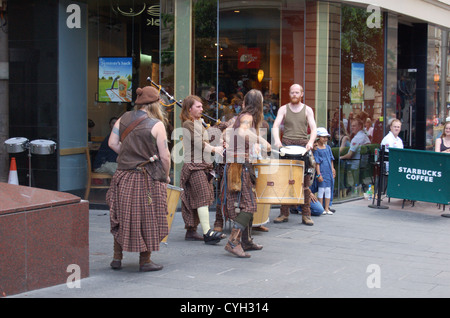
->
[146,77,219,128]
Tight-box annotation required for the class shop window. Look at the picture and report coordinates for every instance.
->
[336,5,385,198]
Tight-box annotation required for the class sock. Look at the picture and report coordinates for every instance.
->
[197,206,211,235]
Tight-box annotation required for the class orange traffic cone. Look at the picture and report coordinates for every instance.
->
[8,157,19,185]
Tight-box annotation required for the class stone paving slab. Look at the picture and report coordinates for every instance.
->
[7,198,450,300]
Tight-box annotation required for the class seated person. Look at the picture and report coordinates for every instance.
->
[340,118,371,165]
[339,118,370,188]
[92,117,118,175]
[435,121,450,153]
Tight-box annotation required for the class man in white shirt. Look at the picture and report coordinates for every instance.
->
[381,119,403,171]
[381,119,403,152]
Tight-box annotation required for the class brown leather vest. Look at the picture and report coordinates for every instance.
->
[117,110,166,182]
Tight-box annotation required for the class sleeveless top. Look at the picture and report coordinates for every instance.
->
[117,110,166,182]
[441,137,450,152]
[283,104,308,140]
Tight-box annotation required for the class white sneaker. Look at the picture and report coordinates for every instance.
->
[326,210,334,215]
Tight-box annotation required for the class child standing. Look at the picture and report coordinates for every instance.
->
[313,127,336,215]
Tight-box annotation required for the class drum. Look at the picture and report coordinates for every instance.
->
[253,204,271,227]
[253,159,304,205]
[279,145,314,175]
[29,139,57,155]
[162,184,183,243]
[4,137,29,153]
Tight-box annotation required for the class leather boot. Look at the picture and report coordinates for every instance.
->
[139,251,163,272]
[301,188,314,226]
[241,220,263,251]
[225,227,251,258]
[302,215,314,226]
[110,238,123,270]
[185,227,203,241]
[274,206,289,223]
[273,214,289,223]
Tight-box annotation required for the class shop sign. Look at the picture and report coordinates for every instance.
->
[238,48,260,69]
[387,148,450,205]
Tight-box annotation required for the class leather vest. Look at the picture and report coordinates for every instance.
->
[117,110,166,182]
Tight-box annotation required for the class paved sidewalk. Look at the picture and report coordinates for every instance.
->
[9,197,450,299]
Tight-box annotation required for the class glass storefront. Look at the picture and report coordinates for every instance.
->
[426,27,450,150]
[7,0,448,199]
[186,0,387,200]
[83,0,449,202]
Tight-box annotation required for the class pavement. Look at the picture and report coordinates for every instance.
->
[7,196,450,300]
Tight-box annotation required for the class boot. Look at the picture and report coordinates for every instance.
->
[241,221,263,251]
[302,215,314,226]
[274,206,289,223]
[301,189,314,226]
[185,227,203,241]
[139,251,163,272]
[273,214,289,223]
[110,238,123,270]
[225,227,251,258]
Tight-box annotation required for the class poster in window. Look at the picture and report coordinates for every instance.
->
[98,57,132,102]
[351,63,365,104]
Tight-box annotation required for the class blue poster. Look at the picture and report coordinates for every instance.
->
[351,62,365,104]
[98,57,132,102]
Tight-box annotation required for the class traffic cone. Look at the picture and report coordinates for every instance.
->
[8,157,19,185]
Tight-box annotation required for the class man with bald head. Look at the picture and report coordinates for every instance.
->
[272,84,317,226]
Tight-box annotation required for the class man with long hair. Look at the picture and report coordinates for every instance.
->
[223,89,272,257]
[107,86,171,272]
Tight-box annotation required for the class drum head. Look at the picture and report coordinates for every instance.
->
[30,139,56,146]
[280,145,307,156]
[5,137,28,145]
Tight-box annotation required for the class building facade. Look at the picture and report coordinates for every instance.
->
[1,0,449,202]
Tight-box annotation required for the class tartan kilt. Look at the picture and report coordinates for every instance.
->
[106,169,169,253]
[180,163,214,229]
[224,164,257,221]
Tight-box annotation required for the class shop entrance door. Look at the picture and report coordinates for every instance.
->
[397,69,417,147]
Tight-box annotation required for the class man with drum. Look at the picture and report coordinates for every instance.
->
[272,84,318,226]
